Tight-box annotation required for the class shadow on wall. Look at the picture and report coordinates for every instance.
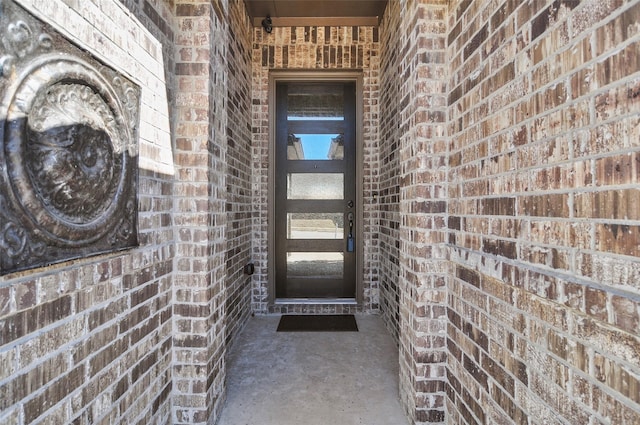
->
[0,118,139,275]
[0,0,151,276]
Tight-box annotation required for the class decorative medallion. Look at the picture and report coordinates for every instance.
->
[0,0,140,274]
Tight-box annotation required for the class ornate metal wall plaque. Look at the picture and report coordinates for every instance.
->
[0,0,140,274]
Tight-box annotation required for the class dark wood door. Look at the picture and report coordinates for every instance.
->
[275,81,356,298]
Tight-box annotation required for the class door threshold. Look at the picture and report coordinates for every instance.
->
[274,298,358,305]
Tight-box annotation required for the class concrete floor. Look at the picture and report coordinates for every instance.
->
[216,314,410,425]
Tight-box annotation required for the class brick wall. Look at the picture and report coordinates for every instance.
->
[119,0,176,112]
[251,24,381,313]
[225,0,254,345]
[447,0,640,423]
[378,0,402,345]
[396,1,450,423]
[0,0,174,424]
[1,0,252,424]
[171,0,228,423]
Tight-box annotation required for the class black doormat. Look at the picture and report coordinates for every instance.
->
[277,314,358,332]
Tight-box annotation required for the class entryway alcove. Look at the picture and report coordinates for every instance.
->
[1,1,639,424]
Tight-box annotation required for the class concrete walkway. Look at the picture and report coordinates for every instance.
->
[216,314,410,425]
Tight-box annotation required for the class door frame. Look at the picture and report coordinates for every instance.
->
[267,70,364,305]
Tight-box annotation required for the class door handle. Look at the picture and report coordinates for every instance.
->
[347,212,354,252]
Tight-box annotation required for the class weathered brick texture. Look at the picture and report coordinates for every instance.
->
[225,0,254,348]
[379,0,402,344]
[0,0,174,423]
[386,1,450,423]
[379,0,450,423]
[171,0,228,423]
[447,0,640,423]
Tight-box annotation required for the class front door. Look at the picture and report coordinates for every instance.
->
[274,81,356,298]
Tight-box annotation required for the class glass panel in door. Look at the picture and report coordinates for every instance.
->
[275,81,356,298]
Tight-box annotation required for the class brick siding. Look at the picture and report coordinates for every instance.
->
[379,1,450,423]
[377,0,640,423]
[171,0,228,423]
[0,0,174,423]
[225,0,254,349]
[447,0,640,423]
[379,0,403,343]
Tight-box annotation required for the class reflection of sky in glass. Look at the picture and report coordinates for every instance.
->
[295,134,340,160]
